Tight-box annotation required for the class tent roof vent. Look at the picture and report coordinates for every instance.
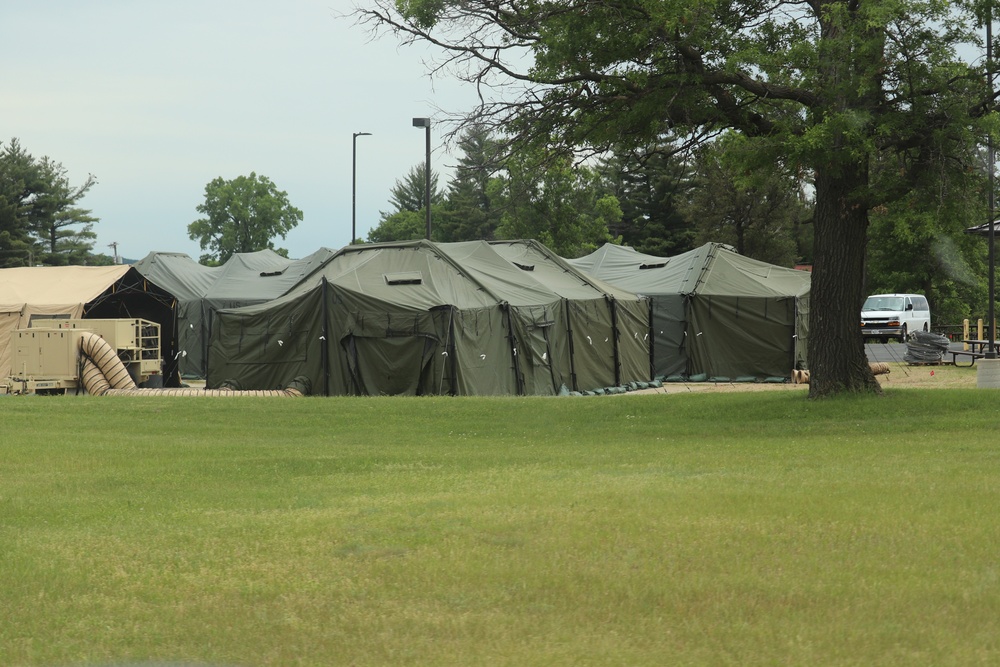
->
[513,262,534,271]
[639,262,667,270]
[260,269,285,277]
[384,271,423,285]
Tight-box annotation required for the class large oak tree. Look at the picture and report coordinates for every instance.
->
[188,172,302,264]
[354,0,995,397]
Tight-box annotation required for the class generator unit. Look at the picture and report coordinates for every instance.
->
[5,318,162,395]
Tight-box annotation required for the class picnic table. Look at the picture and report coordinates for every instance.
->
[951,340,1000,366]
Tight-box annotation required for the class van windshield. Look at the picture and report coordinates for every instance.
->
[862,296,904,311]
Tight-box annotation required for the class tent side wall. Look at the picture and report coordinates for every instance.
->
[650,294,688,379]
[449,306,521,396]
[564,299,619,391]
[687,295,797,379]
[328,288,519,397]
[508,304,569,395]
[207,286,327,392]
[209,280,523,397]
[613,298,653,383]
[0,308,20,380]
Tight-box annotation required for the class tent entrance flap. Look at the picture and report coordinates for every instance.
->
[343,334,438,396]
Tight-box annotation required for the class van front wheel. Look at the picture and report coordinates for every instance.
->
[899,324,908,342]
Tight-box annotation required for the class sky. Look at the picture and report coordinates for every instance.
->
[1,1,482,261]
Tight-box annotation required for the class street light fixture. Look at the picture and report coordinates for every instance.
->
[412,117,432,240]
[352,132,372,246]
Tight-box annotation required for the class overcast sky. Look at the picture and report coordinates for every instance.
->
[1,1,481,261]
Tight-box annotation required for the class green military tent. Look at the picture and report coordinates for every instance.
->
[206,239,651,396]
[567,242,810,380]
[133,248,334,378]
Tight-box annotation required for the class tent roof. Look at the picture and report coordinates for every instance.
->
[488,239,644,301]
[318,239,640,304]
[133,248,337,302]
[0,264,133,307]
[284,241,506,310]
[132,252,220,300]
[567,242,810,298]
[965,220,1000,237]
[206,248,335,301]
[234,239,643,317]
[436,241,589,306]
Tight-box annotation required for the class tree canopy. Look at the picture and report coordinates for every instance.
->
[677,134,811,267]
[367,127,624,256]
[357,0,996,397]
[367,163,445,242]
[188,172,302,264]
[0,138,100,267]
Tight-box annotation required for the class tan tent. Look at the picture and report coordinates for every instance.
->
[0,265,177,382]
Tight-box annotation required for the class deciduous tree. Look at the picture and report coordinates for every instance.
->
[677,134,811,267]
[494,148,621,257]
[356,0,994,397]
[188,172,302,264]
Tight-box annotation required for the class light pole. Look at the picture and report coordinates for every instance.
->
[412,117,432,239]
[352,132,372,245]
[988,13,996,358]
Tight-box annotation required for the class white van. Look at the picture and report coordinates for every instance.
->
[860,293,931,342]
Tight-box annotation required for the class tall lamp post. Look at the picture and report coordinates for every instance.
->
[412,117,432,239]
[352,131,372,245]
[987,14,996,358]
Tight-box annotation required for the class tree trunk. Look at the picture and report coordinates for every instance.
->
[808,165,881,398]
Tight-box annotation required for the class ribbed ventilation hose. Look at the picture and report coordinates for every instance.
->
[792,362,890,385]
[79,331,136,391]
[869,362,891,376]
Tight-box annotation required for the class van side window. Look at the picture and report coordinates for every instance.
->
[913,296,929,311]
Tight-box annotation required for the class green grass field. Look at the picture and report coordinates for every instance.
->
[3,389,1000,666]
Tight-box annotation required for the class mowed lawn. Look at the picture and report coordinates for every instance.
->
[2,390,1000,666]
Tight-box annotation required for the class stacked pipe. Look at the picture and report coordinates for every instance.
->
[78,331,305,397]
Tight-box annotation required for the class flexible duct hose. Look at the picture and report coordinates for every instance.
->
[792,362,890,385]
[102,387,304,397]
[79,331,136,391]
[869,362,891,376]
[78,331,306,397]
[80,357,113,396]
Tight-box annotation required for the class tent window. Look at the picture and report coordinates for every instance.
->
[514,262,535,271]
[639,262,667,270]
[384,271,423,285]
